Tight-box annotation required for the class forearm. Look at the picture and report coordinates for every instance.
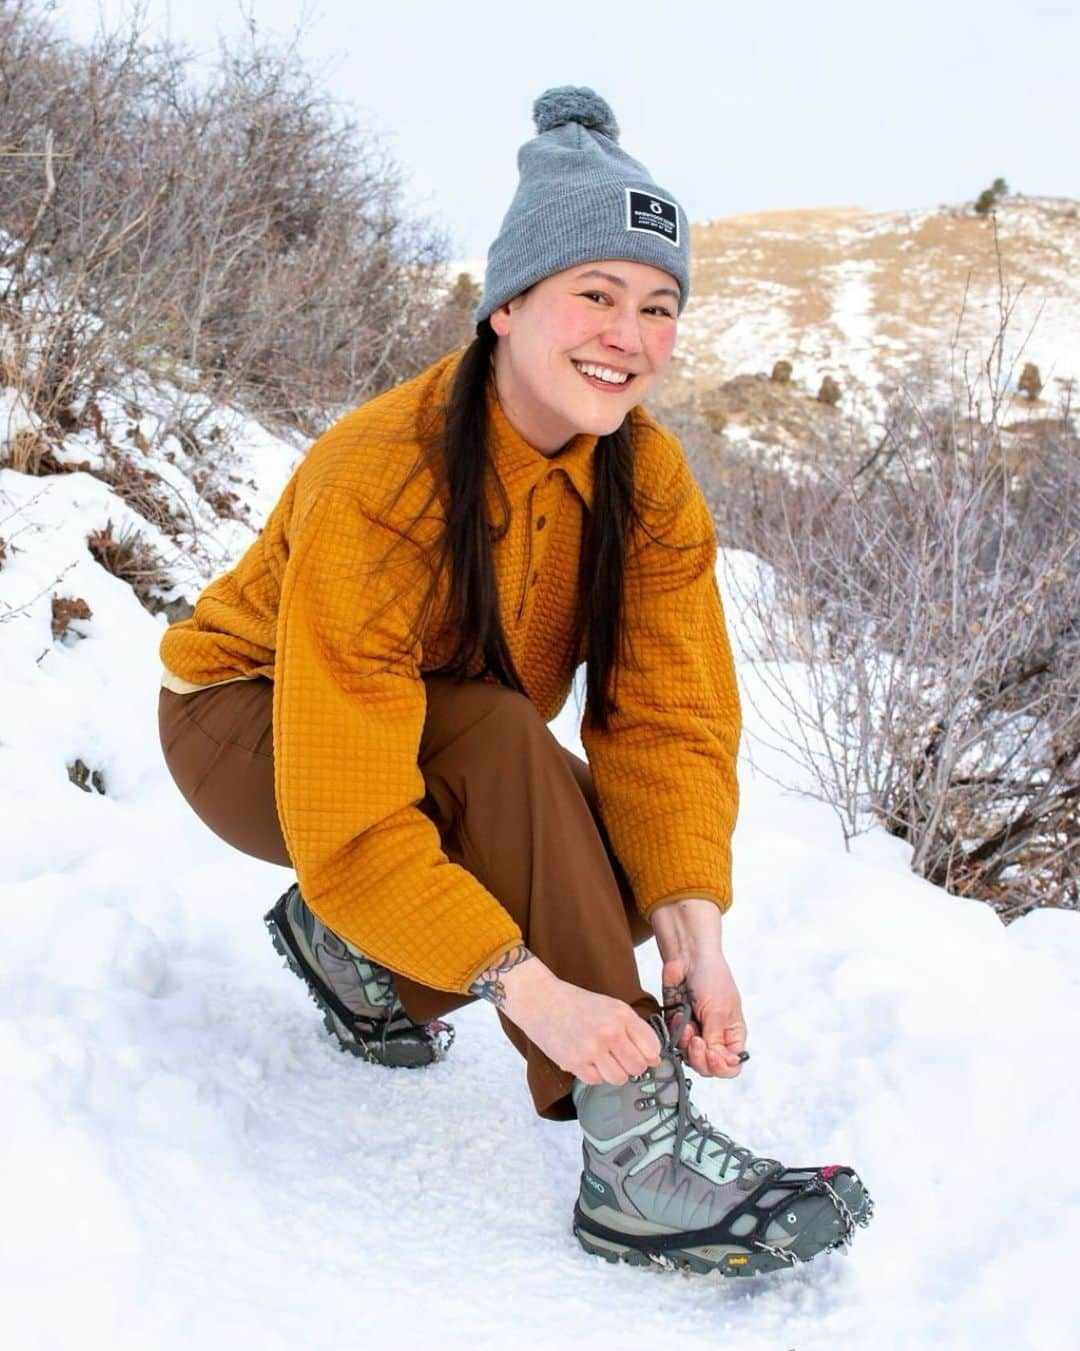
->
[649,896,725,964]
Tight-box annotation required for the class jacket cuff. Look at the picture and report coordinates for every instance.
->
[638,889,732,922]
[459,938,530,996]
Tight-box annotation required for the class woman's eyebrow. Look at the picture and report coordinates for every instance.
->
[574,268,681,302]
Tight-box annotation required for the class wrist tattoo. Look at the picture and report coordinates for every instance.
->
[468,944,534,1010]
[662,976,693,1011]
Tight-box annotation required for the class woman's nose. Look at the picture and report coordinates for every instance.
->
[601,306,643,354]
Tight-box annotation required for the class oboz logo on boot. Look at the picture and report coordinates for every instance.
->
[625,189,679,247]
[583,1172,610,1199]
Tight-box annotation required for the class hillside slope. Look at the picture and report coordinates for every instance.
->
[672,195,1079,409]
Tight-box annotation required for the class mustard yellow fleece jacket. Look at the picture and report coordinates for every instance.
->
[160,349,741,994]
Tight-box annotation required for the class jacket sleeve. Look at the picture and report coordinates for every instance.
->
[273,485,524,993]
[580,450,741,922]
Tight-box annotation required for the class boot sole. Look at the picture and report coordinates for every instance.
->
[264,893,451,1069]
[573,1224,795,1276]
[573,1180,870,1278]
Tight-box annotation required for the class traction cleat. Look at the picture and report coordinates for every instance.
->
[571,1004,873,1276]
[264,884,454,1069]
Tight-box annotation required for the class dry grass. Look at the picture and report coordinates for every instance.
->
[86,518,170,612]
[1,428,90,476]
[686,198,1077,389]
[94,448,190,540]
[652,370,841,464]
[51,594,92,639]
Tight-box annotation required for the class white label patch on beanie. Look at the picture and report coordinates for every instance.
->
[625,189,679,247]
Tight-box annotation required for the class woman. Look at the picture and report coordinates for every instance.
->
[158,86,872,1276]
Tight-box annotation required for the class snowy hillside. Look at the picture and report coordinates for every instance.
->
[682,195,1080,403]
[2,385,1079,1349]
[458,194,1079,449]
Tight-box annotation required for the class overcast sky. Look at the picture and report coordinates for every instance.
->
[62,0,1079,261]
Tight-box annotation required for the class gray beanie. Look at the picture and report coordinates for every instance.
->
[475,86,691,323]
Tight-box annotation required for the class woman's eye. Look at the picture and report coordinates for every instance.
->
[580,291,610,304]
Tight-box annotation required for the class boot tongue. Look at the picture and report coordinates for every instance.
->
[647,1009,686,1109]
[644,1010,778,1188]
[647,1053,683,1111]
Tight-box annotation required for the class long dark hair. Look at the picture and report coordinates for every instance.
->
[376,318,699,733]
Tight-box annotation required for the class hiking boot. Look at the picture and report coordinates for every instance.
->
[571,1007,873,1276]
[264,884,454,1068]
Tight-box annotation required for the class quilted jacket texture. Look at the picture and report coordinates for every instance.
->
[160,349,741,994]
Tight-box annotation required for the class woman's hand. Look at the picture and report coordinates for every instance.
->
[478,950,662,1086]
[649,898,747,1079]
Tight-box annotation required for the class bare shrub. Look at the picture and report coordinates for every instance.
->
[817,375,841,406]
[1,0,459,439]
[724,287,1079,920]
[771,360,792,383]
[94,447,191,539]
[87,517,170,610]
[418,272,484,372]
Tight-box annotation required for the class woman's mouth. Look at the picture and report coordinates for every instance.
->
[571,359,636,392]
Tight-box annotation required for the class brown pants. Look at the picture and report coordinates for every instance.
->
[157,675,660,1120]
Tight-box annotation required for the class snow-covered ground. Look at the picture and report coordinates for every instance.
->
[2,407,1079,1350]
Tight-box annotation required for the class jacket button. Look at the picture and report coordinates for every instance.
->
[536,516,546,530]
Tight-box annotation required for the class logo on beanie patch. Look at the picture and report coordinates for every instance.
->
[625,189,679,247]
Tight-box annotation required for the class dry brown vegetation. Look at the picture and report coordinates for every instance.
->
[677,197,1079,406]
[0,0,474,444]
[51,594,92,640]
[86,518,170,612]
[714,293,1079,921]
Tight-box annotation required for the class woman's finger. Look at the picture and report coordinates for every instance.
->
[594,1050,629,1086]
[609,1032,649,1080]
[706,1043,742,1078]
[673,1014,699,1050]
[686,1034,712,1075]
[629,1020,663,1069]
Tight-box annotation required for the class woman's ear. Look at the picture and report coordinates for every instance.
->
[489,302,512,338]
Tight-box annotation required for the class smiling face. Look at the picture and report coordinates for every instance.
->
[488,259,680,453]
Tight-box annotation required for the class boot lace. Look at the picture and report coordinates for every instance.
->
[640,1003,781,1186]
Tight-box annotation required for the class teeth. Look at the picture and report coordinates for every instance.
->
[574,361,630,385]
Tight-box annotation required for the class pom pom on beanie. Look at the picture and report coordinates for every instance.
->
[532,87,620,142]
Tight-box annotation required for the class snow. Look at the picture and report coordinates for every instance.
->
[2,398,1080,1350]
